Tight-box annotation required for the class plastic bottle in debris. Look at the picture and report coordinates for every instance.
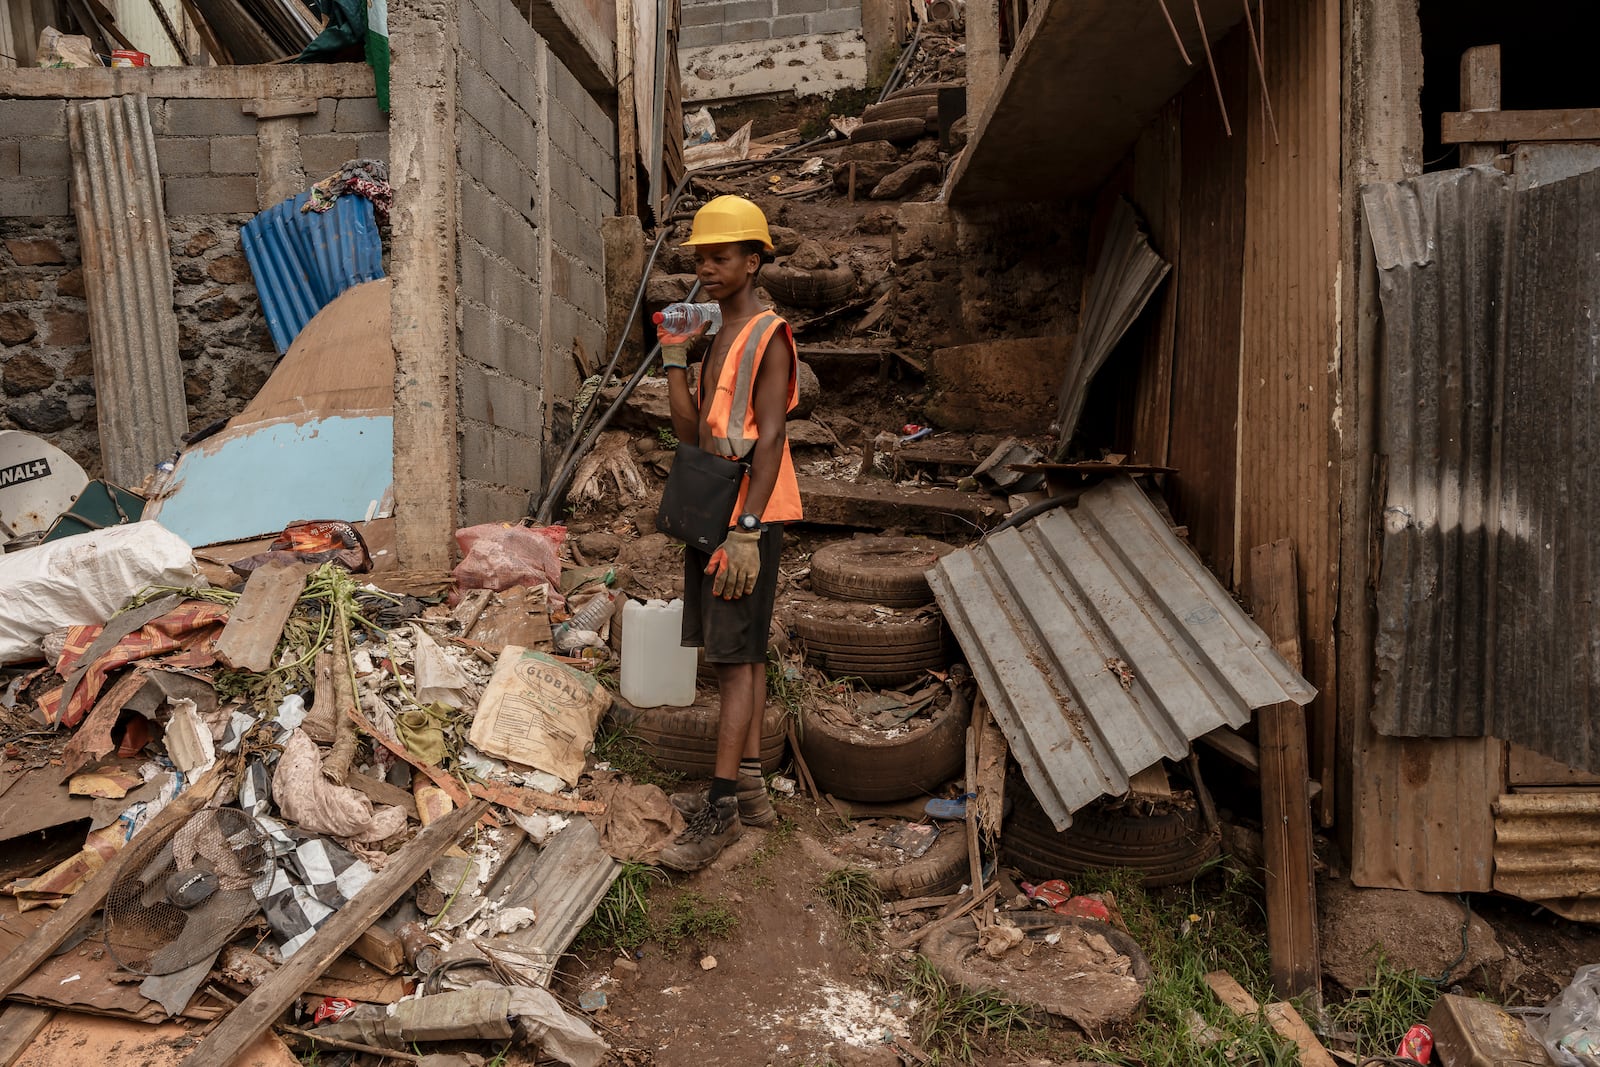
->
[553,590,619,652]
[653,302,722,335]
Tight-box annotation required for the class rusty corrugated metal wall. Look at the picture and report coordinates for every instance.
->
[1235,0,1341,778]
[67,95,188,490]
[1367,162,1600,775]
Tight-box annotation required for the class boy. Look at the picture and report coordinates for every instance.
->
[656,196,803,872]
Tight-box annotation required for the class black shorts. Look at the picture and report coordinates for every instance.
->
[680,525,785,664]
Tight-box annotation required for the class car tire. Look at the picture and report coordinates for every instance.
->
[792,609,947,686]
[799,683,968,801]
[849,117,929,145]
[611,696,787,777]
[809,536,958,608]
[861,97,936,124]
[1000,781,1221,888]
[760,261,856,309]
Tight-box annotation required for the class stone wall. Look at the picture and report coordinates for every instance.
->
[454,0,616,525]
[0,66,384,480]
[678,0,867,101]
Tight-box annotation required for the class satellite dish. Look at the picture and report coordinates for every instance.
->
[0,431,89,538]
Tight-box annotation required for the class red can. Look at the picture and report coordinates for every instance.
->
[110,50,150,67]
[312,997,358,1024]
[1396,1022,1434,1063]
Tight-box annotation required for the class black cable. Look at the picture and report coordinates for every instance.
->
[986,495,1075,536]
[1423,892,1473,986]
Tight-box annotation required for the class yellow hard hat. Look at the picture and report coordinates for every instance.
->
[683,195,774,253]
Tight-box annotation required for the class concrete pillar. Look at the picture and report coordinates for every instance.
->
[965,0,1004,121]
[388,0,462,568]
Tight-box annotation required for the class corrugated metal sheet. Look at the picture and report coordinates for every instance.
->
[1365,167,1507,740]
[1163,27,1249,585]
[1366,161,1600,774]
[1235,0,1341,779]
[241,191,384,354]
[66,95,189,490]
[929,476,1315,830]
[1494,792,1600,921]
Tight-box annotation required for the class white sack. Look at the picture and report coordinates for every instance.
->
[0,522,205,666]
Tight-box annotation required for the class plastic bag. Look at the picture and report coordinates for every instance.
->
[1532,964,1600,1066]
[37,27,99,68]
[684,106,716,146]
[452,523,566,607]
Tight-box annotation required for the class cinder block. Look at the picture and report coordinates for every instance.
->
[333,97,387,133]
[0,178,70,216]
[809,7,861,31]
[544,48,585,108]
[459,63,537,162]
[19,139,70,176]
[209,136,258,175]
[828,0,856,9]
[681,3,726,26]
[724,19,775,42]
[678,23,722,47]
[723,0,776,21]
[155,137,212,176]
[461,422,540,489]
[457,118,539,225]
[459,362,540,432]
[162,98,257,136]
[776,0,826,15]
[2,101,66,138]
[459,177,540,279]
[300,135,360,178]
[461,242,539,333]
[298,98,339,134]
[458,297,539,375]
[461,483,532,527]
[358,133,389,161]
[551,198,603,268]
[0,143,19,179]
[163,176,258,215]
[771,14,808,36]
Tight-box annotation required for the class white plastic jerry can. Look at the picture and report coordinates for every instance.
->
[621,598,698,708]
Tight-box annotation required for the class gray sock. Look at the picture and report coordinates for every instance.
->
[738,759,762,781]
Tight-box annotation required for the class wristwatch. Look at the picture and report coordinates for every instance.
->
[736,513,762,532]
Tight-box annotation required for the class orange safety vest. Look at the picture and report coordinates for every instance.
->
[699,310,804,525]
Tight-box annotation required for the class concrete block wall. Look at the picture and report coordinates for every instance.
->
[679,0,862,48]
[454,0,616,525]
[0,78,386,478]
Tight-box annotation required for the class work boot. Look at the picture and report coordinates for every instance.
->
[670,776,777,827]
[658,795,742,872]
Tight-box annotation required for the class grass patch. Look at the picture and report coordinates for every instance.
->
[1065,865,1299,1066]
[905,955,1037,1064]
[591,720,683,789]
[818,868,882,946]
[656,427,680,449]
[656,890,740,949]
[1329,954,1441,1056]
[738,812,796,888]
[583,862,663,953]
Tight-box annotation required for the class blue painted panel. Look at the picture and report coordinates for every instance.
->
[147,416,393,548]
[241,193,384,354]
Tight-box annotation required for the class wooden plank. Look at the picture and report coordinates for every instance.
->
[1127,764,1173,799]
[1203,970,1259,1015]
[0,1005,52,1067]
[615,0,639,216]
[244,96,318,118]
[1264,1002,1337,1067]
[0,63,373,98]
[1509,743,1600,787]
[964,722,984,923]
[1458,45,1502,166]
[215,563,309,672]
[346,771,420,819]
[1246,539,1321,1005]
[0,770,222,998]
[178,799,490,1067]
[1199,727,1260,773]
[1442,108,1600,146]
[466,779,606,816]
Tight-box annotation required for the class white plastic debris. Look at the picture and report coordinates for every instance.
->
[275,693,308,731]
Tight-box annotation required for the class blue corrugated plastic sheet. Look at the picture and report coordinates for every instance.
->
[241,192,384,354]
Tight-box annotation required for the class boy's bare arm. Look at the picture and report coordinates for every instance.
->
[740,331,795,519]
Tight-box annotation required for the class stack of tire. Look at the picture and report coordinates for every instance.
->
[795,537,972,899]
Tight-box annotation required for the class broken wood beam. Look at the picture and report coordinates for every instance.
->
[1246,539,1321,1007]
[466,779,605,816]
[179,799,491,1067]
[215,562,310,672]
[0,770,223,998]
[350,925,406,976]
[1441,106,1600,146]
[1204,970,1334,1064]
[795,476,998,536]
[0,1004,53,1067]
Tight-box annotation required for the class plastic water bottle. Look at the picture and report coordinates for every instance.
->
[553,590,618,651]
[653,302,722,335]
[621,599,698,708]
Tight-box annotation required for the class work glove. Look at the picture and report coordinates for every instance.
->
[707,528,762,600]
[659,321,710,371]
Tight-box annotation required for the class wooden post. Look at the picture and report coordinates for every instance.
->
[615,0,639,216]
[1246,539,1321,1007]
[1459,44,1502,166]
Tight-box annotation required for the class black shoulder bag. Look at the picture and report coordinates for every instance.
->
[655,442,747,552]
